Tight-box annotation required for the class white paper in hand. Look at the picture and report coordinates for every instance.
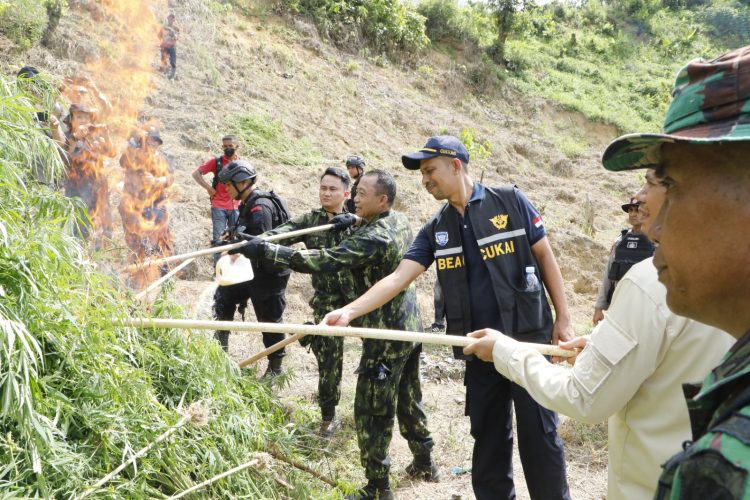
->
[215,254,254,286]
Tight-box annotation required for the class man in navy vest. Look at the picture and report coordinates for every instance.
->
[324,136,572,499]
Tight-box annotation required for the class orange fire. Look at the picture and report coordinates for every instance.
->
[58,0,172,289]
[61,101,116,248]
[119,126,174,287]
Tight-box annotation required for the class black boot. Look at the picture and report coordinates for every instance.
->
[214,330,229,352]
[345,479,394,500]
[405,454,440,482]
[263,356,283,377]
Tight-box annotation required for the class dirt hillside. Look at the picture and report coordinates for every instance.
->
[2,1,646,497]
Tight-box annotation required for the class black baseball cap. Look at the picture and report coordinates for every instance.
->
[621,197,639,213]
[401,135,470,170]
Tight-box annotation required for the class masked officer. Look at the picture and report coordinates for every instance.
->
[213,160,290,376]
[592,196,654,325]
[262,166,359,436]
[192,136,241,265]
[323,136,572,500]
[235,170,437,500]
[601,46,750,499]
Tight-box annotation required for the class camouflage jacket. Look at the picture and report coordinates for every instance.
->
[656,330,750,499]
[263,208,358,319]
[262,210,421,368]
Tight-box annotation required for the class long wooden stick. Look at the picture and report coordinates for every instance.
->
[267,447,337,487]
[127,224,334,271]
[79,414,191,499]
[121,318,576,357]
[135,257,195,301]
[239,333,305,368]
[167,459,259,499]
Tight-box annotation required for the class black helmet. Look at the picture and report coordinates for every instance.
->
[345,155,365,169]
[218,159,257,183]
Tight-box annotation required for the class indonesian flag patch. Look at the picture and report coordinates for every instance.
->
[533,215,543,228]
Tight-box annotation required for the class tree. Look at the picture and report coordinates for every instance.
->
[487,0,534,63]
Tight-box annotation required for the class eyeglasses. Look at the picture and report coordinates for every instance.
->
[627,206,640,212]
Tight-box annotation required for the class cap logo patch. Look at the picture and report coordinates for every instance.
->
[435,231,449,247]
[490,214,509,230]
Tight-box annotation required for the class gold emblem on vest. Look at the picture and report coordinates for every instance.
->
[490,214,509,230]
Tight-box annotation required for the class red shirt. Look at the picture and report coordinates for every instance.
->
[197,156,240,210]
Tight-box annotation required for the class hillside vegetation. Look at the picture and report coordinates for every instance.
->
[0,0,744,497]
[260,0,748,132]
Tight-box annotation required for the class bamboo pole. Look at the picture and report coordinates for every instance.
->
[167,459,260,499]
[239,333,304,368]
[126,224,334,271]
[267,447,338,487]
[135,257,196,301]
[121,318,576,358]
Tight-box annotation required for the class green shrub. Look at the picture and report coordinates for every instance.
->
[418,0,495,48]
[229,112,323,166]
[0,0,48,49]
[459,127,492,160]
[699,2,750,50]
[283,0,429,58]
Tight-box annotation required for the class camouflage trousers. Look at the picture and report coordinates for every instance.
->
[309,335,344,415]
[354,345,434,480]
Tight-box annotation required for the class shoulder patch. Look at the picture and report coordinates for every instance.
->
[250,206,263,213]
[435,231,449,247]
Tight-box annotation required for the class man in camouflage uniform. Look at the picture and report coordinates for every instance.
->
[263,166,358,437]
[601,45,750,499]
[237,170,436,500]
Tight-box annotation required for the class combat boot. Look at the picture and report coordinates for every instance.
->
[318,417,341,438]
[214,331,229,352]
[263,357,283,377]
[345,479,394,500]
[405,455,440,482]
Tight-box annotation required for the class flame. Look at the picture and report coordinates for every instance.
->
[62,119,117,248]
[58,0,172,288]
[119,126,173,287]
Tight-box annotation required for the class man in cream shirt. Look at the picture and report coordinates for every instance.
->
[463,169,734,500]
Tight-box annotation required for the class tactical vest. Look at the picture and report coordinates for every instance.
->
[655,374,750,499]
[608,229,655,281]
[236,195,291,278]
[428,185,553,359]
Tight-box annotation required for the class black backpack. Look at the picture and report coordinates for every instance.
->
[247,189,291,228]
[211,156,223,189]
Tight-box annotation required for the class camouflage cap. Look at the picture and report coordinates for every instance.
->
[602,45,750,171]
